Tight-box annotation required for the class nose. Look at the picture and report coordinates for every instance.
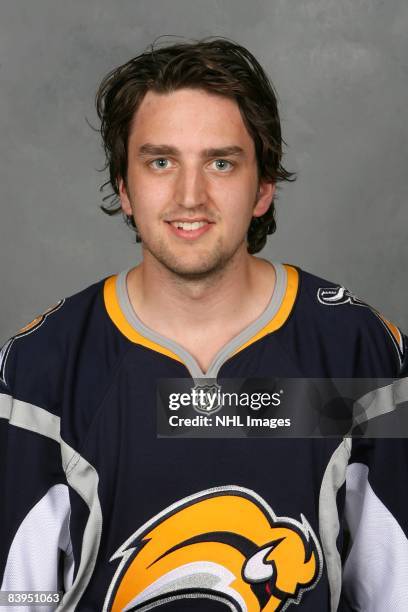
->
[175,165,208,209]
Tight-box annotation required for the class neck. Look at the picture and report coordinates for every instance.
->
[127,247,272,330]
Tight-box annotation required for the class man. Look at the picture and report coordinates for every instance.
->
[1,37,407,611]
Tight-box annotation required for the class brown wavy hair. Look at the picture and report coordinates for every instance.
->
[96,36,296,254]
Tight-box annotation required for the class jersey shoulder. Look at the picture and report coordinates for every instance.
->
[290,265,407,377]
[0,274,129,415]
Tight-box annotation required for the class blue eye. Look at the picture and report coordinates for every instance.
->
[213,159,233,171]
[151,158,170,169]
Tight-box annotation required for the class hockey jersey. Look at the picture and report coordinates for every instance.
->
[1,262,407,611]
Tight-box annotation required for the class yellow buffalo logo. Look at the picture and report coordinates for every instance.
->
[104,486,322,611]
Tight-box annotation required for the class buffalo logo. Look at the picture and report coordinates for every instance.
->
[0,300,64,387]
[104,486,323,611]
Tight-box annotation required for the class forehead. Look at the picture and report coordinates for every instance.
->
[128,88,255,153]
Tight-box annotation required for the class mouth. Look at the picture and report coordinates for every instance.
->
[165,219,214,240]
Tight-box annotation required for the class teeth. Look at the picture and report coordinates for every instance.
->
[171,221,208,231]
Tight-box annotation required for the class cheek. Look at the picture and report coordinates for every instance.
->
[219,204,253,245]
[224,190,255,228]
[131,180,169,220]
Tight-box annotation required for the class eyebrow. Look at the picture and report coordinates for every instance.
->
[137,143,246,159]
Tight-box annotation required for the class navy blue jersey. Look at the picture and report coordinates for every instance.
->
[1,262,407,611]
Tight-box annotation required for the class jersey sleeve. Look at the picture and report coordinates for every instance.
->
[0,332,74,611]
[340,335,408,610]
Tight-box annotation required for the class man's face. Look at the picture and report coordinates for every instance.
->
[119,88,275,278]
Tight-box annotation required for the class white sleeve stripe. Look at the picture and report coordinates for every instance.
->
[0,393,103,612]
[1,484,73,612]
[343,462,408,611]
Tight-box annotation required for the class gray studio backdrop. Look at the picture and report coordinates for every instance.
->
[1,0,407,343]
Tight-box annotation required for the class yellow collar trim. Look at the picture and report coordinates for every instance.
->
[103,264,299,365]
[104,275,183,363]
[231,264,299,357]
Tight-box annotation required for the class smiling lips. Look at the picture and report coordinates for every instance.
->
[166,219,214,239]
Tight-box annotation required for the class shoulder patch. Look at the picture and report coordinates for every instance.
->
[317,286,404,368]
[375,313,404,369]
[15,300,65,337]
[317,286,366,307]
[0,299,65,388]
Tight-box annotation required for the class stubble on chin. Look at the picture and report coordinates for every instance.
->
[141,234,244,282]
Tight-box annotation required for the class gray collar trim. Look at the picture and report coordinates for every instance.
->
[116,262,287,380]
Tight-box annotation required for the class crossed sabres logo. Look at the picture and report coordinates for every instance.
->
[104,486,323,611]
[317,285,404,364]
[317,286,366,307]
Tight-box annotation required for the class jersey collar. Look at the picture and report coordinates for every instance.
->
[104,262,299,379]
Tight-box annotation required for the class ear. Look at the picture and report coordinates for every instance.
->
[118,177,132,216]
[253,182,276,218]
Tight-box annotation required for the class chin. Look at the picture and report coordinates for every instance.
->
[162,259,227,280]
[145,241,235,279]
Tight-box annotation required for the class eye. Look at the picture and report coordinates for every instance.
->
[211,159,234,172]
[149,158,172,170]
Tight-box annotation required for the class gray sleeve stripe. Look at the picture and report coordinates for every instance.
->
[0,392,60,442]
[319,438,352,611]
[350,377,408,431]
[0,392,102,612]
